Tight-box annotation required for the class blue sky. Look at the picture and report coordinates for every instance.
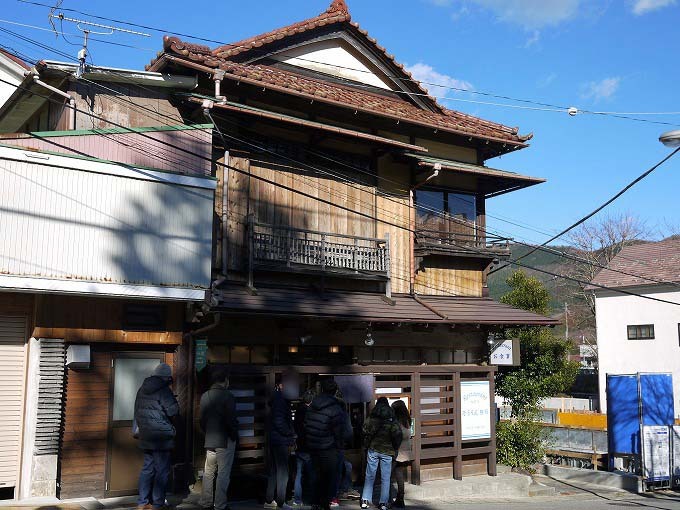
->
[2,0,679,245]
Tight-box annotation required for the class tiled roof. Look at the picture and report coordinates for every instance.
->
[208,0,440,108]
[154,39,530,145]
[589,238,680,290]
[213,283,559,325]
[145,0,531,146]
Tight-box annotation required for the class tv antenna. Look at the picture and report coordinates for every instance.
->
[48,11,150,77]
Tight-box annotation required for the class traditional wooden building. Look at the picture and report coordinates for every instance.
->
[0,0,559,501]
[143,0,558,489]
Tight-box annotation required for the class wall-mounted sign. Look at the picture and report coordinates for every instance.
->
[643,425,671,482]
[490,338,520,366]
[461,380,491,440]
[195,338,208,372]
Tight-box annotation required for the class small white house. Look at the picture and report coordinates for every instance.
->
[590,238,680,417]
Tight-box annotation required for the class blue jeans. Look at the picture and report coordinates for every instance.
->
[138,449,171,508]
[294,451,313,503]
[361,450,392,505]
[337,457,352,494]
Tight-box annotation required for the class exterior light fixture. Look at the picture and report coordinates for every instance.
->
[288,346,299,353]
[299,334,311,345]
[659,130,680,148]
[364,324,375,347]
[329,346,340,354]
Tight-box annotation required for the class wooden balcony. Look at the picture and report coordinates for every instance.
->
[248,220,391,282]
[415,218,511,260]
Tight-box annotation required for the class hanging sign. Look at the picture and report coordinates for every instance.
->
[460,380,491,440]
[643,425,671,482]
[490,338,520,366]
[195,338,208,372]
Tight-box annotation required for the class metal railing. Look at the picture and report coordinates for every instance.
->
[247,219,391,290]
[415,227,510,253]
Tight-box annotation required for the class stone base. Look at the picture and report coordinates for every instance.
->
[29,454,58,498]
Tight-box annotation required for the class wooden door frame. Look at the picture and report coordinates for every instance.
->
[105,350,165,498]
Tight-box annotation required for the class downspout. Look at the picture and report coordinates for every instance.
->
[213,69,226,104]
[25,72,76,130]
[409,164,441,294]
[222,150,229,276]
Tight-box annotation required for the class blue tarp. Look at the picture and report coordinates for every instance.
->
[607,373,675,456]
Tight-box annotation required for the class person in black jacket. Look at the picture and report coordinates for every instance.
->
[199,367,239,510]
[264,378,296,509]
[292,389,315,506]
[134,363,179,510]
[304,379,353,510]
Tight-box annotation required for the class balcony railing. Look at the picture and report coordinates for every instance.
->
[415,219,511,259]
[248,219,391,283]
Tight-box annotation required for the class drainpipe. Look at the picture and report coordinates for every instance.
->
[213,69,226,104]
[25,72,76,130]
[409,164,441,294]
[222,150,230,276]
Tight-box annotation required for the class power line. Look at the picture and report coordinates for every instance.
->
[3,75,680,308]
[4,35,679,294]
[6,35,678,293]
[14,2,680,126]
[488,146,680,275]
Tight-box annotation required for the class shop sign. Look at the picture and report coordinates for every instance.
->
[461,380,491,440]
[195,338,208,372]
[490,338,520,366]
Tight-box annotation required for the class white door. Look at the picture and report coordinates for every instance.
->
[0,315,27,492]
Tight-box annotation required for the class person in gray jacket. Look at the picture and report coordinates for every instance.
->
[199,367,239,510]
[134,363,179,510]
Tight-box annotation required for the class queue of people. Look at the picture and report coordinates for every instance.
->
[132,365,414,510]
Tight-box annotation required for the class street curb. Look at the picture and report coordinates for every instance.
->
[538,464,642,493]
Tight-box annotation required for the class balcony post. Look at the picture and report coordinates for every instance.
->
[321,233,327,272]
[385,232,392,300]
[353,237,358,273]
[248,215,254,290]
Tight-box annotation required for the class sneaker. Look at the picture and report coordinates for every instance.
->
[345,489,360,500]
[289,501,304,508]
[360,501,370,509]
[392,499,405,508]
[379,505,389,510]
[263,502,278,509]
[330,499,340,508]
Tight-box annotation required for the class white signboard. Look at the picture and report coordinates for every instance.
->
[490,339,520,366]
[643,425,671,481]
[461,380,491,440]
[672,426,680,482]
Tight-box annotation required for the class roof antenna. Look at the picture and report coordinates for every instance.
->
[48,12,151,78]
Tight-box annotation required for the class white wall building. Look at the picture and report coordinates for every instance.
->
[0,49,29,108]
[591,239,680,417]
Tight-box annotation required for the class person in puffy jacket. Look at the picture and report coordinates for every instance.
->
[304,379,352,510]
[360,397,402,510]
[134,363,179,510]
[199,367,239,510]
[264,378,296,509]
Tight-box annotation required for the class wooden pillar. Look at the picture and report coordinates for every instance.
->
[453,371,463,480]
[488,368,497,476]
[411,371,421,485]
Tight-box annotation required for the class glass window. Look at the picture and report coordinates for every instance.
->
[627,324,655,340]
[448,193,477,223]
[113,357,161,422]
[415,191,445,224]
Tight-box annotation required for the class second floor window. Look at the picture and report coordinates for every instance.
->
[415,190,477,232]
[627,324,655,340]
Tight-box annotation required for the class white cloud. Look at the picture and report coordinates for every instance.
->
[433,0,583,29]
[405,63,474,99]
[580,77,621,101]
[524,30,541,47]
[630,0,676,14]
[537,72,558,88]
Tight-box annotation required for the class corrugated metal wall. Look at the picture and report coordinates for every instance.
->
[0,155,214,289]
[0,128,213,176]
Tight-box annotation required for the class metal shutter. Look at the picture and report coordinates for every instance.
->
[0,315,27,489]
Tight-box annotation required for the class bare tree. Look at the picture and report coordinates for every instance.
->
[567,212,650,316]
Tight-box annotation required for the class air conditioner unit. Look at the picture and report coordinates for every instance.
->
[66,344,91,369]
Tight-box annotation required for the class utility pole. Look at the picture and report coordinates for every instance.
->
[564,301,569,341]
